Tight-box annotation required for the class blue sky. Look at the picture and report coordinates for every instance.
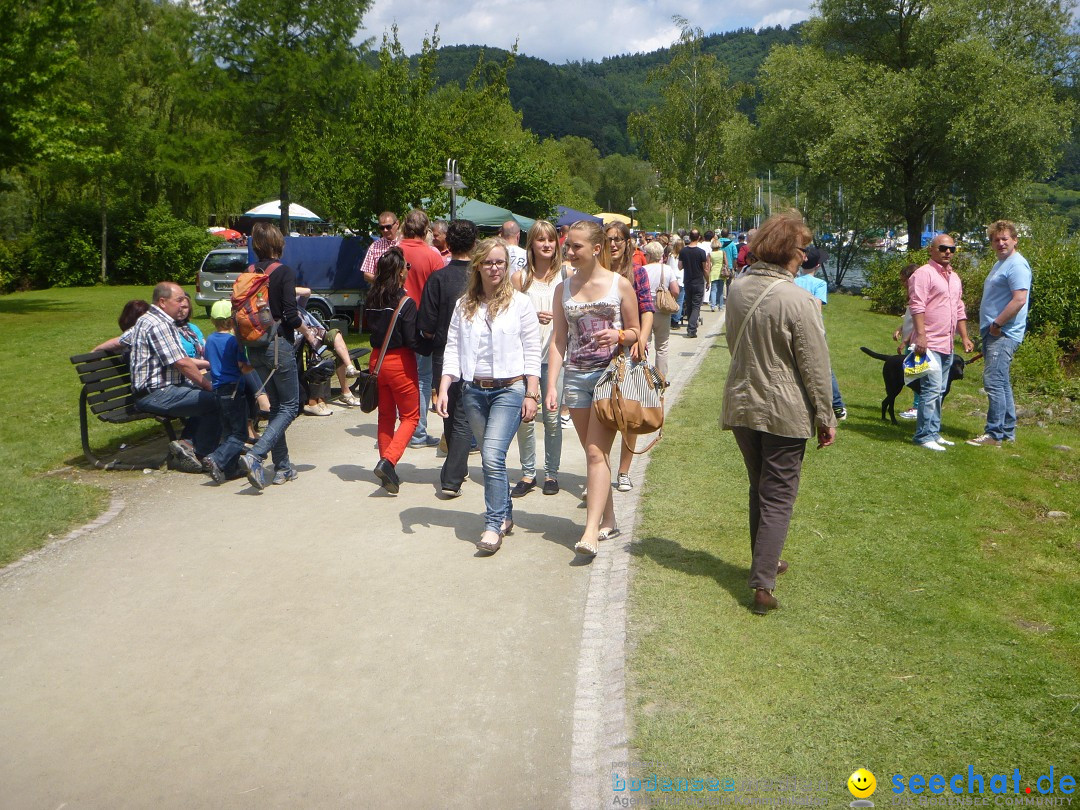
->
[359,0,812,63]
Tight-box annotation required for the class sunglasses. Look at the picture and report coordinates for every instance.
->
[378,223,396,231]
[935,245,957,253]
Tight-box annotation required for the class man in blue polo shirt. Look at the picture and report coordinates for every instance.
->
[967,220,1031,447]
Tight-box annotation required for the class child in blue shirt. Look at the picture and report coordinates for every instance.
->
[795,246,847,421]
[202,300,253,483]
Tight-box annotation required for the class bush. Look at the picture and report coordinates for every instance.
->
[863,250,927,315]
[1012,325,1068,395]
[111,205,219,286]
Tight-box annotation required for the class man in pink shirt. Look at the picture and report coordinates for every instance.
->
[908,233,974,451]
[361,211,400,283]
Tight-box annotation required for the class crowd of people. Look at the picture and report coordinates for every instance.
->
[95,209,1031,614]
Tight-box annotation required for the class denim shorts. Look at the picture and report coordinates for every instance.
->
[562,367,605,409]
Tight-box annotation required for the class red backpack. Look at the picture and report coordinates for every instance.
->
[231,261,281,345]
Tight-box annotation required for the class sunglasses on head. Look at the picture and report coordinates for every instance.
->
[936,245,957,253]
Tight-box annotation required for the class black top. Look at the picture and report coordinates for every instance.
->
[678,245,709,288]
[257,259,302,343]
[417,259,469,361]
[366,290,419,353]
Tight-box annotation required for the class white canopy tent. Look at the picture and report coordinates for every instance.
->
[244,200,323,222]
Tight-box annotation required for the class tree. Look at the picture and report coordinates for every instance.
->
[197,0,368,233]
[757,0,1076,251]
[628,18,755,227]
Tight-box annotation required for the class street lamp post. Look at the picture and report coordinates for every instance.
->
[627,197,638,230]
[441,159,466,219]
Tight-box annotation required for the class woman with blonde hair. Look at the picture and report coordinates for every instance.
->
[437,238,541,554]
[605,220,656,493]
[510,220,565,497]
[547,221,641,557]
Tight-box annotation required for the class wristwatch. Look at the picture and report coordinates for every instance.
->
[526,391,541,403]
[991,321,1002,329]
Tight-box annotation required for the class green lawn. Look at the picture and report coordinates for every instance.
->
[0,285,368,567]
[630,293,1079,802]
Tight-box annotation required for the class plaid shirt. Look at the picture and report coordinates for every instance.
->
[120,305,189,393]
[360,236,398,279]
[632,264,656,315]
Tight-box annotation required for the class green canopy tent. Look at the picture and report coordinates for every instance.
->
[454,197,535,230]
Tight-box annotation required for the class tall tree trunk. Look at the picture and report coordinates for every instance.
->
[99,181,107,283]
[279,167,291,236]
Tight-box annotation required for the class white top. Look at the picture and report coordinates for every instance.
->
[644,261,670,292]
[666,255,683,284]
[506,244,527,273]
[518,271,559,361]
[443,290,542,382]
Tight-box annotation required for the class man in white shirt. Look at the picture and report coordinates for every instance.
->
[500,220,527,272]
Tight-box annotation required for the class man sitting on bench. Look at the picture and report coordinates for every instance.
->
[121,281,220,473]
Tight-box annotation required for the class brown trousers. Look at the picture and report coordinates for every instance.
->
[731,426,807,591]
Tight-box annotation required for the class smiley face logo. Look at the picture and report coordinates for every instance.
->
[848,768,877,799]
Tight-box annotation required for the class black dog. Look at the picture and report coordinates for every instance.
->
[860,347,966,424]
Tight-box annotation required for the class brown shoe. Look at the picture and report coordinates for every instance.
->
[777,560,789,576]
[752,589,779,615]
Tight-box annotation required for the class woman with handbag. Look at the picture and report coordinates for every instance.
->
[606,221,656,494]
[436,238,542,554]
[365,247,420,494]
[510,220,565,498]
[722,211,837,615]
[642,240,679,379]
[547,221,640,558]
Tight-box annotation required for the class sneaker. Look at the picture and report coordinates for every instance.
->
[899,408,918,420]
[834,407,847,421]
[918,440,947,452]
[169,439,199,466]
[511,479,537,498]
[345,365,360,378]
[560,413,572,427]
[339,392,361,407]
[966,433,1002,447]
[542,478,560,496]
[440,485,462,499]
[935,437,955,446]
[239,453,267,490]
[616,473,633,492]
[272,465,298,485]
[303,403,332,416]
[203,456,226,485]
[408,434,441,449]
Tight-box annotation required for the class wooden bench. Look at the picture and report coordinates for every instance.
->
[69,350,178,470]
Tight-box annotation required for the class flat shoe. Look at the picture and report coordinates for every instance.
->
[511,479,536,498]
[500,519,514,537]
[777,559,788,576]
[542,478,559,495]
[574,538,598,557]
[598,525,620,541]
[476,533,503,554]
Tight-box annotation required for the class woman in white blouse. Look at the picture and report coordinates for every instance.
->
[436,238,542,554]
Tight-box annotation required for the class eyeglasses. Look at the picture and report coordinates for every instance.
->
[378,223,396,231]
[608,236,626,244]
[482,259,507,269]
[935,245,957,253]
[798,245,812,253]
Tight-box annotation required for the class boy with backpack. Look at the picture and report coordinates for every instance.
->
[202,299,255,483]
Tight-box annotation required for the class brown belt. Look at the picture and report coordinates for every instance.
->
[470,375,524,390]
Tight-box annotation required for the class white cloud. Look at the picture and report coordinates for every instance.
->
[359,0,812,63]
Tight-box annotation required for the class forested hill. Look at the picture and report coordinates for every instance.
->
[428,26,802,154]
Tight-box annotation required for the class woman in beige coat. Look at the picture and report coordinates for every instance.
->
[722,211,837,615]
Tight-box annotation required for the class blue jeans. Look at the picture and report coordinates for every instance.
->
[413,352,433,440]
[982,330,1020,440]
[515,364,562,480]
[463,381,525,533]
[831,372,845,411]
[208,383,248,477]
[135,384,220,458]
[672,288,686,325]
[709,280,725,308]
[249,336,299,470]
[913,350,953,444]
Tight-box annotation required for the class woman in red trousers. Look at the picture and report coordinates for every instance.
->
[364,247,420,494]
